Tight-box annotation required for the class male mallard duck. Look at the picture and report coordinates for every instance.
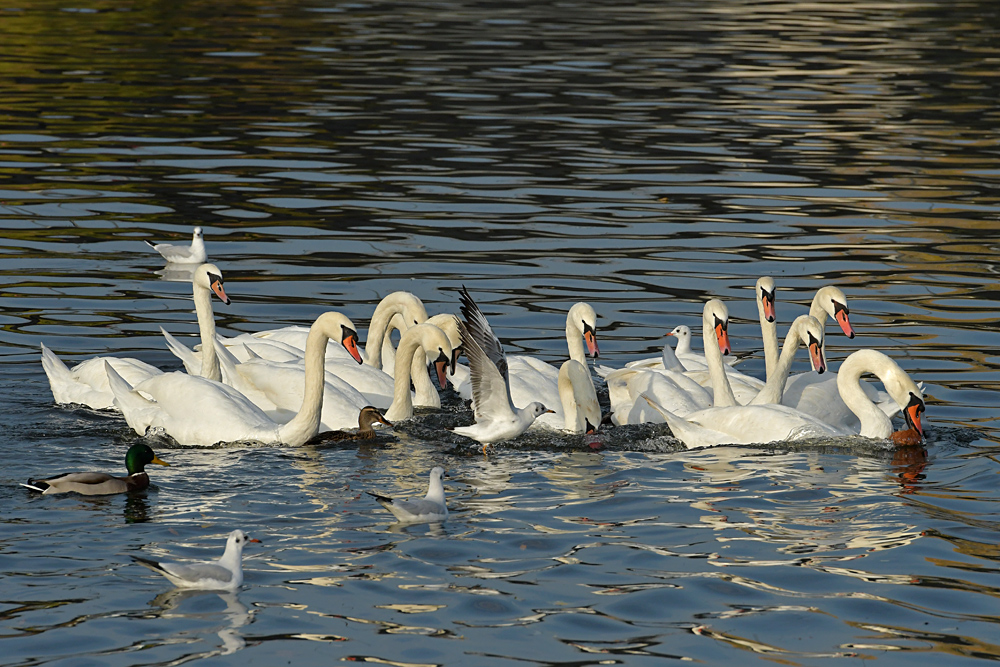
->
[21,444,169,495]
[305,406,393,445]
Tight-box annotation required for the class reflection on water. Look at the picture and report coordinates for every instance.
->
[1,0,1000,665]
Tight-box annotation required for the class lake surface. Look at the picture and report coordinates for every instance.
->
[2,0,999,664]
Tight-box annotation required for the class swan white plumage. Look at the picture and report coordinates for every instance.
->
[106,311,383,447]
[41,264,231,410]
[558,359,601,434]
[644,344,925,449]
[381,323,453,422]
[145,227,207,264]
[452,287,553,445]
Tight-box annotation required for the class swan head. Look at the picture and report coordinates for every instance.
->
[340,324,363,364]
[403,323,453,389]
[814,286,855,339]
[569,303,600,358]
[791,315,826,374]
[878,356,925,438]
[756,276,776,323]
[194,263,230,305]
[426,314,463,374]
[380,291,429,327]
[703,300,731,356]
[901,392,926,439]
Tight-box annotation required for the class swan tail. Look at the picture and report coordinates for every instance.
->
[104,362,157,436]
[210,338,244,386]
[640,393,727,449]
[40,343,75,403]
[160,327,201,375]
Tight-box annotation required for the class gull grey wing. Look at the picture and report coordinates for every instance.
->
[394,498,446,517]
[458,286,507,382]
[156,244,194,261]
[459,320,517,423]
[161,561,234,583]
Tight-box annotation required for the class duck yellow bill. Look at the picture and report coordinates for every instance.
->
[152,455,170,467]
[342,333,363,364]
[211,279,231,306]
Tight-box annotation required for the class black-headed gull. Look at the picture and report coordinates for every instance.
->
[21,444,169,495]
[145,227,207,264]
[450,286,552,447]
[132,529,260,591]
[367,467,449,523]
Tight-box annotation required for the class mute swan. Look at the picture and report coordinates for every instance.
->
[131,530,259,592]
[146,227,207,264]
[305,406,393,444]
[643,348,925,449]
[506,302,600,430]
[21,444,169,496]
[451,287,553,445]
[381,323,452,422]
[107,311,384,447]
[811,285,855,339]
[41,263,231,410]
[367,467,448,524]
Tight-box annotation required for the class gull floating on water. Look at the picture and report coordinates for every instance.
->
[367,467,449,524]
[131,529,260,591]
[21,444,169,495]
[145,227,207,264]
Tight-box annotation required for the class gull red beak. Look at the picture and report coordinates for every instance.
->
[248,538,261,544]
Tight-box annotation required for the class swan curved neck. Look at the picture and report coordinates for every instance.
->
[703,316,737,407]
[836,350,893,438]
[277,322,329,446]
[193,282,220,382]
[750,324,803,405]
[759,307,779,383]
[384,331,421,421]
[566,315,586,364]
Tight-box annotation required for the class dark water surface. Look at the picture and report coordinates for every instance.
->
[2,0,999,665]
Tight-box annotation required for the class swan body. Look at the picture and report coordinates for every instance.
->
[108,312,370,447]
[367,467,448,524]
[644,343,925,449]
[452,287,553,444]
[21,444,168,496]
[131,530,259,591]
[145,227,207,264]
[605,365,713,425]
[503,302,600,430]
[42,264,230,409]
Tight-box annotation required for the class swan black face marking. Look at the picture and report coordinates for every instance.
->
[583,322,600,358]
[833,300,855,339]
[807,332,826,374]
[903,392,926,435]
[713,315,731,355]
[207,273,231,305]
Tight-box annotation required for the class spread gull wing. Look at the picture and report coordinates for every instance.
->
[458,286,507,382]
[458,320,517,423]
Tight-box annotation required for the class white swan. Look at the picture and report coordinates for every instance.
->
[106,311,393,447]
[643,346,925,449]
[452,287,553,445]
[811,285,855,339]
[41,264,230,410]
[145,227,207,264]
[381,323,453,422]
